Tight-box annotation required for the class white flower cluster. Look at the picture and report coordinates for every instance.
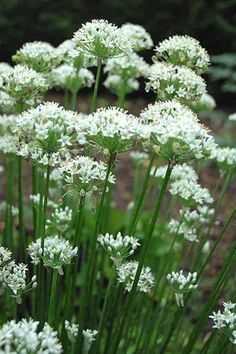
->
[52,64,94,92]
[0,201,18,218]
[30,193,58,209]
[13,41,60,72]
[140,101,216,163]
[0,319,62,353]
[210,146,236,171]
[65,320,79,342]
[58,155,115,195]
[121,23,153,52]
[168,219,199,243]
[98,232,140,266]
[0,62,13,75]
[46,206,73,234]
[0,135,19,156]
[104,75,139,95]
[16,102,76,157]
[170,179,213,205]
[0,247,37,304]
[189,93,216,113]
[73,19,132,62]
[76,107,149,154]
[116,260,155,293]
[155,35,210,74]
[83,329,98,354]
[145,62,206,103]
[229,113,236,122]
[152,163,198,183]
[167,270,198,306]
[27,235,77,274]
[0,64,48,104]
[209,301,236,344]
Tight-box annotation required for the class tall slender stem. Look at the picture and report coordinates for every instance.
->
[71,90,78,111]
[109,163,172,354]
[4,157,15,251]
[48,269,59,327]
[90,61,102,113]
[17,156,26,261]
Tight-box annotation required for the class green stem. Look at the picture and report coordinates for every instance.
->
[117,80,126,108]
[48,269,59,327]
[71,90,78,111]
[32,164,38,238]
[17,156,26,261]
[64,89,70,109]
[4,157,15,251]
[109,163,172,354]
[90,61,102,112]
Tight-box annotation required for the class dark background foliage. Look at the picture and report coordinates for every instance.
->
[0,0,236,104]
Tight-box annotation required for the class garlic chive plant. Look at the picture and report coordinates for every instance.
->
[0,20,235,354]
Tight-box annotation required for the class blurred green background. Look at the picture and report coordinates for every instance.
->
[0,0,236,105]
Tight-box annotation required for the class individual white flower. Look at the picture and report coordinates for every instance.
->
[189,93,216,113]
[15,102,77,155]
[210,146,236,171]
[76,107,149,154]
[121,23,153,51]
[167,270,198,306]
[146,63,206,103]
[0,261,37,304]
[46,206,73,234]
[0,246,12,266]
[73,19,132,62]
[229,113,236,122]
[155,35,210,74]
[98,232,140,266]
[116,260,155,293]
[0,319,62,353]
[58,155,115,196]
[52,64,94,92]
[83,329,98,354]
[140,101,216,163]
[65,320,79,342]
[12,41,60,72]
[27,235,77,274]
[209,301,236,344]
[104,75,139,95]
[1,65,48,104]
[169,179,213,205]
[130,151,149,167]
[104,53,149,79]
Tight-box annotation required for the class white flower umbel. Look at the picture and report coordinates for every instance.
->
[168,219,198,243]
[229,113,236,122]
[209,301,236,344]
[76,107,149,154]
[116,260,155,293]
[0,135,19,156]
[170,179,213,205]
[98,232,140,266]
[151,163,199,183]
[104,53,149,80]
[83,329,98,354]
[210,146,236,171]
[104,75,139,95]
[130,151,149,167]
[167,270,198,307]
[1,65,48,104]
[73,19,132,62]
[0,261,37,304]
[145,62,206,104]
[46,206,73,234]
[155,35,210,74]
[52,64,94,92]
[0,319,62,353]
[65,320,79,342]
[13,41,60,72]
[140,101,216,163]
[58,155,115,196]
[30,193,58,209]
[16,102,77,156]
[27,235,77,275]
[189,93,216,113]
[121,23,153,52]
[0,62,13,75]
[57,39,96,68]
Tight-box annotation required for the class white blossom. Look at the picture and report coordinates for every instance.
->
[46,206,73,233]
[210,146,236,171]
[229,113,236,122]
[116,261,155,293]
[210,301,236,344]
[65,321,79,342]
[83,329,98,354]
[104,75,139,95]
[189,93,216,113]
[121,23,153,51]
[28,235,77,274]
[155,35,210,74]
[167,270,198,306]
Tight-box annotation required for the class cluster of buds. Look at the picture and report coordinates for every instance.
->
[167,270,198,307]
